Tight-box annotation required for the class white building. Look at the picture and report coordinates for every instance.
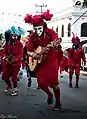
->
[48,0,87,50]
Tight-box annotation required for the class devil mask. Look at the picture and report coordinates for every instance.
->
[33,25,43,36]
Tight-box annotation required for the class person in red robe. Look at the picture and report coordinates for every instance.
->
[2,29,23,96]
[0,41,4,74]
[2,30,12,74]
[56,38,63,71]
[68,36,86,88]
[60,51,68,77]
[59,48,70,77]
[24,10,62,110]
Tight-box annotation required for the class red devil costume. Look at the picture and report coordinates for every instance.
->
[56,38,63,70]
[68,36,86,88]
[60,53,68,73]
[24,10,61,110]
[59,48,70,75]
[0,43,4,73]
[2,32,23,96]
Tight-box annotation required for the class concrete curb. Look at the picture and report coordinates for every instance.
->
[80,70,87,76]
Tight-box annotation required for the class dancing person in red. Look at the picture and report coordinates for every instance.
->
[68,36,86,88]
[24,10,62,110]
[2,27,23,96]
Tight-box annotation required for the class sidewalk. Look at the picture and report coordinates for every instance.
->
[80,70,87,76]
[59,70,87,77]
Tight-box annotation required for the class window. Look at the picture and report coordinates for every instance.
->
[84,46,87,53]
[61,25,64,37]
[75,1,81,5]
[68,23,71,37]
[56,26,58,33]
[81,23,87,37]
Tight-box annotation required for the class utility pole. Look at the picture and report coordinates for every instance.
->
[71,9,87,26]
[35,3,47,13]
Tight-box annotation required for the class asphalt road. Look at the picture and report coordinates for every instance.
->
[0,71,87,119]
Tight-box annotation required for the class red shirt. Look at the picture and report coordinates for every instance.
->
[56,45,63,70]
[60,55,68,71]
[27,28,59,87]
[3,40,23,66]
[68,48,86,66]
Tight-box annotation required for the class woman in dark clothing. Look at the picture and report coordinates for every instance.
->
[23,44,36,87]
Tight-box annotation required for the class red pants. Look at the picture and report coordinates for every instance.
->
[60,56,68,72]
[2,64,20,88]
[69,65,80,75]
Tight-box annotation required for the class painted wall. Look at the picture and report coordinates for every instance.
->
[48,4,87,50]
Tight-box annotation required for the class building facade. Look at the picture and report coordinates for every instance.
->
[48,0,87,50]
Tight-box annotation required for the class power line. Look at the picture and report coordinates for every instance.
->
[71,9,87,26]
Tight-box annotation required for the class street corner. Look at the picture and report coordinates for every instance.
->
[80,70,87,76]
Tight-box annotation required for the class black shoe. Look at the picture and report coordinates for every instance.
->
[75,83,79,88]
[47,97,53,105]
[17,78,20,81]
[69,83,72,88]
[11,91,18,96]
[37,86,40,89]
[11,88,18,96]
[28,77,31,87]
[28,77,31,82]
[60,75,63,78]
[28,81,31,87]
[53,103,61,111]
[19,71,23,78]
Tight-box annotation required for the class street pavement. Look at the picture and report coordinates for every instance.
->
[0,70,87,119]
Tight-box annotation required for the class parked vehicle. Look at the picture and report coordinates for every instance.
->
[81,43,87,70]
